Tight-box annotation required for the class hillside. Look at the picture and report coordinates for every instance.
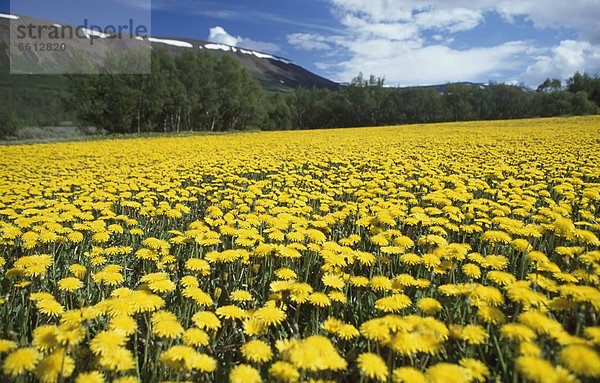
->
[0,12,339,92]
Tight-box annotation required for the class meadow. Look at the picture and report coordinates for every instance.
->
[0,116,599,383]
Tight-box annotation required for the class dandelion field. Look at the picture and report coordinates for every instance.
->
[1,116,600,383]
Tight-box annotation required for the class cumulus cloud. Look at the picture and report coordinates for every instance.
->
[335,41,530,86]
[525,40,600,84]
[208,26,280,53]
[208,26,238,46]
[289,0,600,85]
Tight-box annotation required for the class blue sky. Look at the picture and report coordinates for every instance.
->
[3,0,600,87]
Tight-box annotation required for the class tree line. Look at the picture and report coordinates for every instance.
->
[1,47,600,138]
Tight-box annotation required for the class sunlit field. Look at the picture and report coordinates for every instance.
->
[1,116,600,383]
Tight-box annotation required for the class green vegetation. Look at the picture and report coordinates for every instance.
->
[1,45,600,138]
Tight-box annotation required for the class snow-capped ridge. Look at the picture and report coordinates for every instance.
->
[203,43,291,64]
[147,37,193,48]
[0,12,19,20]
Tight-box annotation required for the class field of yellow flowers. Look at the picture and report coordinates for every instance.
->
[1,116,600,383]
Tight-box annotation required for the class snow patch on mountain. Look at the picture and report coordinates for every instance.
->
[148,37,193,48]
[204,43,232,52]
[0,13,19,19]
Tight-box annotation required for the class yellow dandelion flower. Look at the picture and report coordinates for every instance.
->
[360,318,391,343]
[35,349,75,383]
[560,345,600,377]
[392,367,426,383]
[417,297,443,314]
[462,263,481,279]
[286,335,347,372]
[399,252,421,266]
[355,251,376,266]
[421,253,441,270]
[69,264,87,279]
[350,276,370,287]
[182,328,210,347]
[92,231,110,243]
[481,230,511,244]
[147,278,176,293]
[160,345,200,370]
[322,273,345,289]
[459,358,489,382]
[216,305,248,320]
[254,303,286,326]
[476,305,505,325]
[308,292,331,307]
[357,352,388,381]
[89,331,127,355]
[337,324,360,340]
[113,376,140,383]
[67,231,84,243]
[269,361,300,383]
[515,356,556,383]
[74,371,105,383]
[0,339,18,354]
[375,294,411,313]
[182,287,214,307]
[109,315,137,336]
[2,347,42,376]
[188,353,217,372]
[55,324,85,347]
[32,325,58,352]
[275,268,297,280]
[519,342,542,357]
[99,346,135,372]
[482,254,509,270]
[230,364,262,383]
[425,363,471,383]
[36,299,65,318]
[152,319,184,339]
[584,327,600,345]
[459,324,489,345]
[511,238,531,252]
[243,316,266,337]
[57,277,83,292]
[184,258,211,275]
[192,311,221,331]
[487,270,516,286]
[322,317,343,334]
[180,275,199,288]
[29,291,54,302]
[370,276,392,291]
[231,289,253,302]
[241,339,273,363]
[328,291,347,303]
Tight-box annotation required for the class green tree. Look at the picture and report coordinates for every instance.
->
[444,84,474,121]
[175,50,219,131]
[214,55,265,131]
[571,91,599,115]
[264,93,293,130]
[567,72,600,107]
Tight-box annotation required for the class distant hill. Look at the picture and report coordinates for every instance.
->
[0,12,339,92]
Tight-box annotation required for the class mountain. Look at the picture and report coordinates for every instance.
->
[0,12,339,92]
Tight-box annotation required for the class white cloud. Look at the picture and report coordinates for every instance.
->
[414,8,483,33]
[334,41,530,86]
[340,15,421,41]
[290,1,600,85]
[208,26,238,46]
[287,33,333,50]
[525,40,600,84]
[208,26,280,53]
